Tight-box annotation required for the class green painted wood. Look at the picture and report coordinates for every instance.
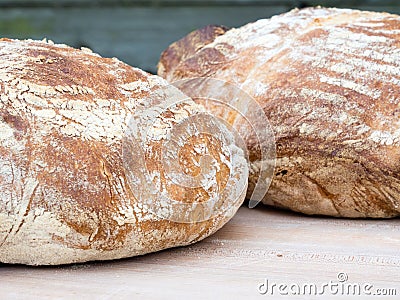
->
[0,0,297,7]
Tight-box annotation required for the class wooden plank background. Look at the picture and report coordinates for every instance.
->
[0,0,399,73]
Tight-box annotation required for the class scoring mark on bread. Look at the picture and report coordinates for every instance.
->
[3,178,38,244]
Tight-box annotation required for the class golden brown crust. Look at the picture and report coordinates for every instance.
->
[0,39,247,265]
[158,25,231,81]
[158,7,400,218]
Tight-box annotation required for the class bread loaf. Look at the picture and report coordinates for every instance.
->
[0,38,248,265]
[158,7,400,218]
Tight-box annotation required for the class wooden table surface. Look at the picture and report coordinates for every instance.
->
[1,205,399,299]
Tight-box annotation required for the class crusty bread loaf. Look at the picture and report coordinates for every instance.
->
[158,7,400,218]
[0,38,248,265]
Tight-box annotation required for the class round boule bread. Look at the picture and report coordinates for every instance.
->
[158,7,400,218]
[0,38,248,265]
